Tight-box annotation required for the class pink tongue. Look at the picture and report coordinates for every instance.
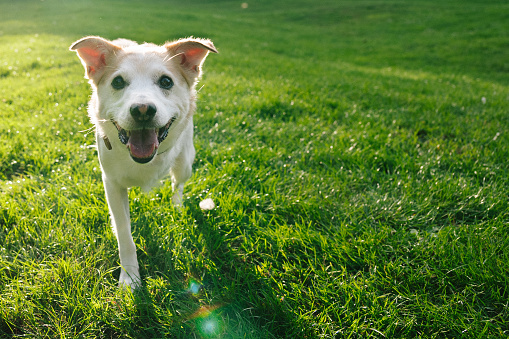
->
[127,129,159,159]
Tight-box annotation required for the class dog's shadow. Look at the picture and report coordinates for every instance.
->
[125,193,309,338]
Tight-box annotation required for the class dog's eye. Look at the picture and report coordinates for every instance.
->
[158,75,174,90]
[111,76,127,90]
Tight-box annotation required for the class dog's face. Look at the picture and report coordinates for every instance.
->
[70,37,217,163]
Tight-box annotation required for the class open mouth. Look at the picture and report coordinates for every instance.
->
[112,117,176,164]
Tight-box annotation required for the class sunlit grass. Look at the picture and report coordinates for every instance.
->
[1,0,509,338]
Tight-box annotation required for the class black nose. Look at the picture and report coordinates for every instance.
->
[130,103,157,122]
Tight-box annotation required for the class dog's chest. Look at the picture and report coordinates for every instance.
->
[98,141,175,190]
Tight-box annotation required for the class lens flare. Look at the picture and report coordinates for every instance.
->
[189,304,225,337]
[184,278,227,337]
[187,279,202,295]
[200,317,219,336]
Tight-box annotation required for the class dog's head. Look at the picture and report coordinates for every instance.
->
[70,36,217,164]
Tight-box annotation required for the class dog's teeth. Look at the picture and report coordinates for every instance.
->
[118,129,129,145]
[156,117,176,143]
[158,127,168,143]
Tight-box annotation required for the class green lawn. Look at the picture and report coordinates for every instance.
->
[1,0,508,337]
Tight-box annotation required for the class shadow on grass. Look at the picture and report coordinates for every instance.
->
[191,206,316,338]
[127,201,314,338]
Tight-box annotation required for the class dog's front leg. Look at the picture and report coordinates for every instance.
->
[170,130,195,207]
[103,176,141,289]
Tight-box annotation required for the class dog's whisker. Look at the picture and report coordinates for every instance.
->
[77,126,97,138]
[77,126,96,134]
[95,119,110,127]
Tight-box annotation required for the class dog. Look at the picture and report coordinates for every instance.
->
[70,36,217,288]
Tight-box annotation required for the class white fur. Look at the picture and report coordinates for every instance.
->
[70,36,217,288]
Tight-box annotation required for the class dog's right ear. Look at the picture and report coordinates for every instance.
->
[70,36,122,84]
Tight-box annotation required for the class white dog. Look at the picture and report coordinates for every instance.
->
[70,36,217,288]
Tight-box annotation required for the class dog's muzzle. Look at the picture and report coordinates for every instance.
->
[109,117,176,164]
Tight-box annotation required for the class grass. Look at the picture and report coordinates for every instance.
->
[1,0,508,337]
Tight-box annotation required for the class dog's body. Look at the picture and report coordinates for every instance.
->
[70,36,217,288]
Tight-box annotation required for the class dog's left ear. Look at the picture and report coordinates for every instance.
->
[165,38,217,83]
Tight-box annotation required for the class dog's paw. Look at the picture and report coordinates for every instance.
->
[171,183,185,209]
[172,193,183,209]
[119,268,141,290]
